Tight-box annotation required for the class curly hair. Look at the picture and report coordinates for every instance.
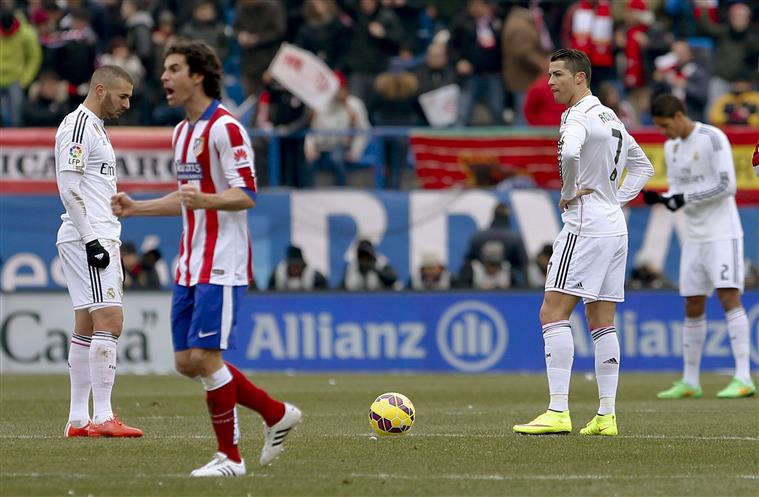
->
[164,39,222,99]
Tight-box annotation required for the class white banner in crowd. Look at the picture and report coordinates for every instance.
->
[418,84,460,128]
[268,43,339,113]
[0,293,175,374]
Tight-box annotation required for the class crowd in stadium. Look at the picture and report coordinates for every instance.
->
[2,0,758,131]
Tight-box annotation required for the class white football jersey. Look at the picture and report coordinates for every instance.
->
[172,100,257,287]
[664,122,742,241]
[55,105,120,244]
[558,95,653,237]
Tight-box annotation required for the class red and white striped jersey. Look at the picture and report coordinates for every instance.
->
[172,100,257,287]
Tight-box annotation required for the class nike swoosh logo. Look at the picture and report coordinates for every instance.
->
[197,330,218,338]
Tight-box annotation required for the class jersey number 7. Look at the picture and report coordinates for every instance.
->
[610,128,622,181]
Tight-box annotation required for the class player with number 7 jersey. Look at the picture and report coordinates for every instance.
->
[514,49,653,438]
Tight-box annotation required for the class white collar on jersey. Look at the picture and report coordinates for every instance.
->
[77,103,104,124]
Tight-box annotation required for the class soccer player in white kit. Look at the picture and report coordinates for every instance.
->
[55,65,143,438]
[646,94,755,399]
[513,49,654,436]
[111,40,300,477]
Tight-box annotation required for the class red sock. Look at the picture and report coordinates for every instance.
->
[226,362,285,426]
[206,380,241,463]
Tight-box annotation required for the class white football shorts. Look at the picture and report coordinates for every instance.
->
[545,229,628,303]
[680,238,744,297]
[57,240,123,310]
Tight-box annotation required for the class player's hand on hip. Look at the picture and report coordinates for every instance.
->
[179,184,206,210]
[111,192,135,217]
[559,188,594,211]
[85,239,110,269]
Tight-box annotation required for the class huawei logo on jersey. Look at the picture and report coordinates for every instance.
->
[233,148,248,162]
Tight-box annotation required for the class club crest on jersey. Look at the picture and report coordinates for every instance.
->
[193,137,205,156]
[176,161,203,180]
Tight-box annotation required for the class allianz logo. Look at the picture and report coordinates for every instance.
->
[245,301,509,372]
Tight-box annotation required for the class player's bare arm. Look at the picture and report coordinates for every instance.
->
[178,184,255,211]
[111,190,182,217]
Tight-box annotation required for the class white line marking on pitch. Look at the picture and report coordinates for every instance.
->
[2,433,758,441]
[347,473,759,482]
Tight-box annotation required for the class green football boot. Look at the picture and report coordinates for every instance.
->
[513,410,572,435]
[716,378,756,399]
[579,413,618,436]
[656,380,703,399]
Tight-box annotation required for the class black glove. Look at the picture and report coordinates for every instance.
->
[663,193,685,212]
[85,239,110,269]
[642,190,664,205]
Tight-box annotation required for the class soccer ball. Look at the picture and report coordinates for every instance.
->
[368,392,415,435]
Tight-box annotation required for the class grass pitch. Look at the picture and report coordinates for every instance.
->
[1,373,757,497]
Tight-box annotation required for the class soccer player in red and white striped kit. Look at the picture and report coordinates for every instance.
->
[111,40,301,477]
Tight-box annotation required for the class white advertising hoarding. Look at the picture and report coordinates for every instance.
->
[0,293,175,374]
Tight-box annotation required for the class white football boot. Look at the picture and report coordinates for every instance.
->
[190,452,246,477]
[260,403,302,466]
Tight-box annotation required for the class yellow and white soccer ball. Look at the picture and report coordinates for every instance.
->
[368,392,415,435]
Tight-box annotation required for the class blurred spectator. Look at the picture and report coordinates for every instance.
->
[63,0,112,53]
[179,1,229,63]
[370,69,421,188]
[664,0,717,39]
[414,42,457,97]
[500,0,551,126]
[304,72,370,186]
[616,0,652,93]
[561,0,615,91]
[343,0,403,104]
[463,202,528,286]
[697,1,759,115]
[99,37,145,88]
[527,243,553,288]
[651,40,709,121]
[234,0,286,99]
[381,0,424,56]
[597,81,640,129]
[523,75,563,126]
[120,0,154,84]
[448,0,504,125]
[268,245,329,290]
[408,251,452,290]
[709,75,759,127]
[43,7,97,101]
[745,258,759,289]
[257,73,310,187]
[150,10,184,126]
[0,2,42,127]
[121,242,161,290]
[628,262,674,290]
[458,240,511,289]
[294,0,347,69]
[22,69,71,127]
[341,239,399,290]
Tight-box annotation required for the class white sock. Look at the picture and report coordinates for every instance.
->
[682,315,707,388]
[726,307,752,384]
[68,333,92,426]
[592,327,620,416]
[542,320,573,412]
[200,365,233,392]
[90,331,118,424]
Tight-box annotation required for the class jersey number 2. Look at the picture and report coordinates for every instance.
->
[610,128,622,181]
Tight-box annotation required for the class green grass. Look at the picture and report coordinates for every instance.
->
[1,373,758,497]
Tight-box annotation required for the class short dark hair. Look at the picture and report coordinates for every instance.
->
[92,65,134,87]
[550,48,592,86]
[651,93,686,118]
[164,39,222,100]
